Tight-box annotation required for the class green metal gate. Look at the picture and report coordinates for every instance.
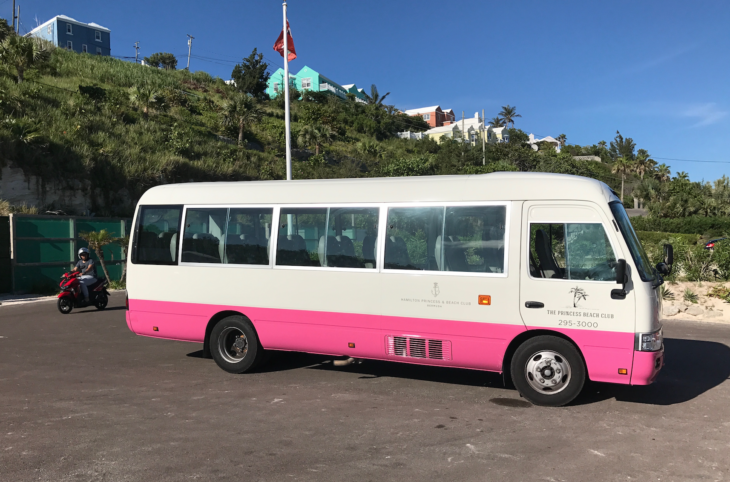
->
[8,214,131,294]
[0,216,10,294]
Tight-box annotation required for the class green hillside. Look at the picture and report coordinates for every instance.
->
[1,44,619,216]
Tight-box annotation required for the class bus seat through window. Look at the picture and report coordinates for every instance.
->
[535,229,563,278]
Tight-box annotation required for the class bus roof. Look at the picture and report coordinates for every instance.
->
[137,172,619,206]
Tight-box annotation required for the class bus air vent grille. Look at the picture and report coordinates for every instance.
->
[386,336,452,361]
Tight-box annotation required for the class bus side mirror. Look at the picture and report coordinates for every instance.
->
[612,259,628,300]
[663,244,674,275]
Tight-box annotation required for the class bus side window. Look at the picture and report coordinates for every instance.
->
[443,206,506,273]
[182,208,227,264]
[324,207,379,269]
[277,208,327,267]
[530,223,616,281]
[385,207,443,271]
[134,205,182,265]
[226,208,273,265]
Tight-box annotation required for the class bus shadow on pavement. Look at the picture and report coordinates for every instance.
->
[577,338,730,405]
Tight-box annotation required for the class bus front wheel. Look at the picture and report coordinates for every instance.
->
[510,336,585,407]
[210,315,264,374]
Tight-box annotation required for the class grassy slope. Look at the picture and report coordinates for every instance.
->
[0,49,621,216]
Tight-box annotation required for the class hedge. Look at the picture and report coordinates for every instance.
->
[631,216,730,236]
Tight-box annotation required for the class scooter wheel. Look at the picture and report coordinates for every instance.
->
[57,297,73,314]
[95,294,108,310]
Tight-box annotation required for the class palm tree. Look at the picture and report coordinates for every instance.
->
[298,124,335,155]
[498,105,521,127]
[364,84,390,106]
[116,235,130,283]
[129,84,159,119]
[655,163,671,182]
[556,133,567,147]
[488,117,505,127]
[633,150,656,180]
[675,171,690,182]
[0,35,52,83]
[598,140,607,149]
[78,230,115,283]
[611,157,634,202]
[222,93,263,146]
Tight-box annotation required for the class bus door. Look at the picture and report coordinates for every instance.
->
[519,201,636,383]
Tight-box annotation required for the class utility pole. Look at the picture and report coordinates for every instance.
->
[186,34,194,70]
[461,111,465,144]
[133,42,140,63]
[15,4,19,34]
[283,1,292,181]
[482,108,486,165]
[11,0,15,32]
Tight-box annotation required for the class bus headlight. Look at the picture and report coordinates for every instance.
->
[636,328,663,352]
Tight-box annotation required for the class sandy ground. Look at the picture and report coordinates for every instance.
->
[661,281,730,324]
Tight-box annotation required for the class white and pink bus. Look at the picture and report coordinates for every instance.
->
[125,173,669,406]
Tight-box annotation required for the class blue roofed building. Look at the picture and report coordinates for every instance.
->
[266,65,368,103]
[27,15,111,56]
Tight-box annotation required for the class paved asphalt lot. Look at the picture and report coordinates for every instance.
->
[1,297,729,482]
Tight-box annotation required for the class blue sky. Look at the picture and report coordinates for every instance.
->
[15,0,730,182]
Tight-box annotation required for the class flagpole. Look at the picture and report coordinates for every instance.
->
[283,1,292,181]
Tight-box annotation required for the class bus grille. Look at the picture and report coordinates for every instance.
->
[386,336,452,361]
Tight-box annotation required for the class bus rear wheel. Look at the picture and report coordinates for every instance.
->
[210,315,264,374]
[510,336,585,407]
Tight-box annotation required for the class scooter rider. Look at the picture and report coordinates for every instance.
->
[73,248,97,303]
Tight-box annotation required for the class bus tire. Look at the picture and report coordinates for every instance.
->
[510,335,585,407]
[210,315,264,374]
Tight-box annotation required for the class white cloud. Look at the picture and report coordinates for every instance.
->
[680,103,728,128]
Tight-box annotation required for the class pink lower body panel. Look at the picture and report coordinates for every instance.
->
[127,300,645,383]
[631,349,664,385]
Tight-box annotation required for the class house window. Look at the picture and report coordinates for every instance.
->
[66,40,73,50]
[82,44,87,53]
[301,77,312,90]
[95,30,101,42]
[47,25,52,35]
[66,23,72,35]
[273,83,279,93]
[423,114,431,121]
[96,47,102,55]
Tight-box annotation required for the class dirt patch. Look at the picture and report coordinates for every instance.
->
[661,281,730,324]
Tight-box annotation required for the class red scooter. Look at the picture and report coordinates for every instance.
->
[57,271,110,314]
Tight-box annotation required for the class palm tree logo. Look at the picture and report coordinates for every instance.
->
[570,287,588,308]
[431,283,440,297]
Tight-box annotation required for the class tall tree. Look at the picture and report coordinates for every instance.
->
[633,149,656,180]
[498,105,521,127]
[230,48,271,100]
[298,124,335,155]
[363,84,390,106]
[609,130,636,160]
[78,230,115,282]
[143,52,177,70]
[611,157,634,202]
[222,93,263,146]
[488,116,505,127]
[0,18,12,42]
[655,163,671,182]
[0,35,52,83]
[556,133,567,147]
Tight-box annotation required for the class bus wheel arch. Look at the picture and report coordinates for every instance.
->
[502,329,587,387]
[203,310,257,359]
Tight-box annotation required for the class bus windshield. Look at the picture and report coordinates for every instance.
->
[609,202,655,282]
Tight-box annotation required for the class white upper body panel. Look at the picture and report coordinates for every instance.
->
[137,173,620,206]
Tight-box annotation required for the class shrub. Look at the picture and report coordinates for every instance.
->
[631,216,730,236]
[708,285,730,302]
[683,289,698,304]
[382,155,435,177]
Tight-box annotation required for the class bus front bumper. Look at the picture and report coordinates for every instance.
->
[630,347,664,385]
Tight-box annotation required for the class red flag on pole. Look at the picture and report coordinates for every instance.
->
[273,20,297,61]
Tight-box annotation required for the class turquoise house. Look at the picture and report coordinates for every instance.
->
[267,66,368,103]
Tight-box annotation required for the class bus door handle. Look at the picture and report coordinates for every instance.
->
[525,301,544,309]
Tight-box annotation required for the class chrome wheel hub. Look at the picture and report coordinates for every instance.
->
[218,327,248,364]
[525,350,571,395]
